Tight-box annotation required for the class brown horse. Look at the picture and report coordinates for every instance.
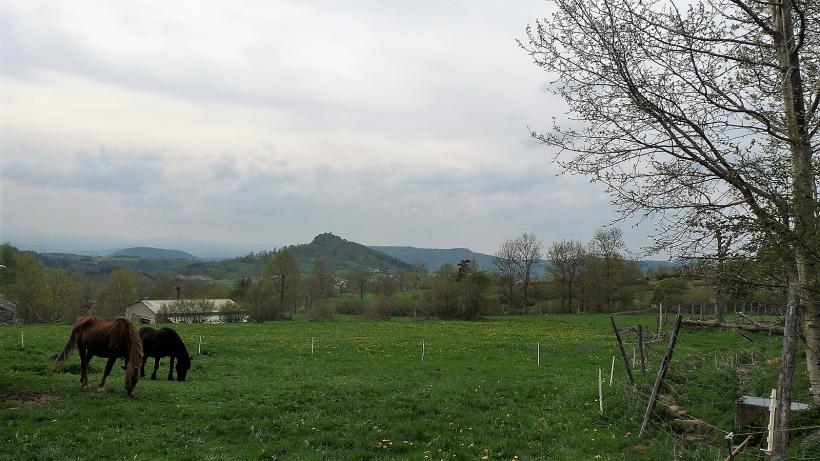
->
[52,316,143,396]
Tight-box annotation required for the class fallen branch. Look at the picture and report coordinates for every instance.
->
[681,319,783,335]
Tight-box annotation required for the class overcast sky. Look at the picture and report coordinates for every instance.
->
[0,0,656,257]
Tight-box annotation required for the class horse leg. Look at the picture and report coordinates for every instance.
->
[98,357,116,391]
[151,357,160,380]
[80,349,91,391]
[141,355,147,377]
[167,356,175,381]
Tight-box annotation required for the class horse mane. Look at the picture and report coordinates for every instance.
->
[113,318,143,396]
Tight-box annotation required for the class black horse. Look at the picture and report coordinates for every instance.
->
[139,327,192,381]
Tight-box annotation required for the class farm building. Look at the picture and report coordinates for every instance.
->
[125,298,241,324]
[0,296,18,326]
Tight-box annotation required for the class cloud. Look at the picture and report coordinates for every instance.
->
[0,1,656,255]
[1,146,165,193]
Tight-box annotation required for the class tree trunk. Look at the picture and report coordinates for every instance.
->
[795,250,820,404]
[773,0,820,405]
[771,273,800,460]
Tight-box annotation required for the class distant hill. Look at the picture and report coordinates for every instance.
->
[287,233,410,276]
[111,247,197,260]
[638,260,681,272]
[369,246,499,272]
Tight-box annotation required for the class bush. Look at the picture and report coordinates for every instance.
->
[335,297,366,315]
[307,300,335,321]
[424,270,492,320]
[218,302,247,323]
[364,296,392,321]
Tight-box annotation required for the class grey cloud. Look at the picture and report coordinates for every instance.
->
[2,146,165,194]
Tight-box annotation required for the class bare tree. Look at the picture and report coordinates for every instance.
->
[494,239,519,308]
[515,233,544,314]
[523,0,820,453]
[547,239,586,313]
[590,228,626,311]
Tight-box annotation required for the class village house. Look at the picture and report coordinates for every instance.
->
[125,298,241,324]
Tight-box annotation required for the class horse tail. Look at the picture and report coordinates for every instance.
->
[123,320,143,396]
[52,316,93,371]
[52,330,77,371]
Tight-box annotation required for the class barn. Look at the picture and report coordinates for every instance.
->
[125,299,240,324]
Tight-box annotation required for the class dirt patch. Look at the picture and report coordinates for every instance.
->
[0,391,57,405]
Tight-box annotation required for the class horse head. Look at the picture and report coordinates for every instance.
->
[176,355,192,381]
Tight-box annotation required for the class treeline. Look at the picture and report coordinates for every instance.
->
[0,244,227,323]
[0,226,789,324]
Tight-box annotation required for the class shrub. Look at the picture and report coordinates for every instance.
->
[335,297,366,315]
[218,302,247,323]
[307,300,335,321]
[364,296,392,321]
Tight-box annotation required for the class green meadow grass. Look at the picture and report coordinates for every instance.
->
[0,315,815,460]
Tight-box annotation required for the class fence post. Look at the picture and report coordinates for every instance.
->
[766,388,777,454]
[609,355,615,386]
[638,325,646,373]
[598,368,603,414]
[639,315,683,438]
[610,316,635,385]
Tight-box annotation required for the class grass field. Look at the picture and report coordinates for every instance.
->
[1,315,816,460]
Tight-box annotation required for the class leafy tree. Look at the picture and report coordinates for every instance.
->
[10,252,47,323]
[523,0,820,449]
[99,269,138,318]
[42,269,83,322]
[262,250,300,316]
[0,243,17,290]
[651,278,689,307]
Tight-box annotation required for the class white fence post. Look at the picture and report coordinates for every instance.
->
[198,335,202,355]
[537,342,540,367]
[421,339,425,362]
[609,356,615,386]
[765,388,777,454]
[598,368,603,414]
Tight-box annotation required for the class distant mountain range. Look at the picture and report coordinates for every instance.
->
[369,246,498,271]
[16,233,679,281]
[112,247,198,260]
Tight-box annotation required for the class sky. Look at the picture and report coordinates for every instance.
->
[0,0,656,257]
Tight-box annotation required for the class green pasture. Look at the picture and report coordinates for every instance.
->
[0,315,816,460]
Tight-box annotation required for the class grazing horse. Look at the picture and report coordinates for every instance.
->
[52,316,143,396]
[139,327,192,381]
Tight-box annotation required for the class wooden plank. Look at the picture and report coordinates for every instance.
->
[639,314,683,438]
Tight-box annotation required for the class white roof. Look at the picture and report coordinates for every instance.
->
[135,299,235,314]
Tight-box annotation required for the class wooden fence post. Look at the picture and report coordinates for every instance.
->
[610,316,635,385]
[639,315,683,438]
[637,325,646,374]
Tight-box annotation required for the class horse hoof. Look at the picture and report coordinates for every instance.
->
[96,387,105,392]
[82,386,90,391]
